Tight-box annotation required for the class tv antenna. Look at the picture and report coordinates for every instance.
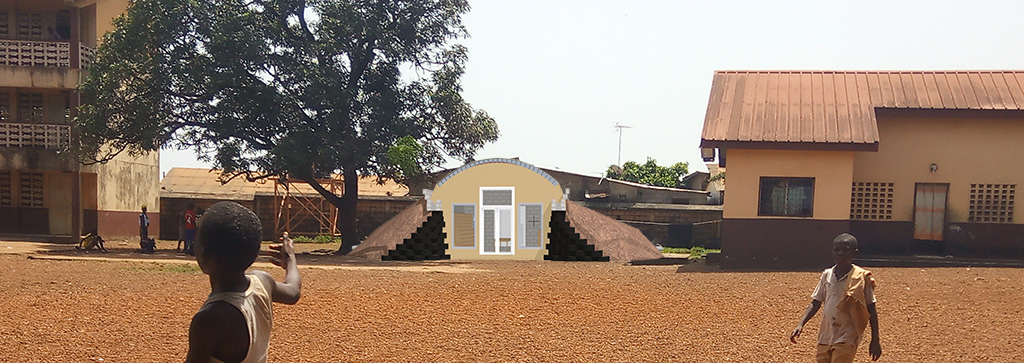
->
[613,122,632,166]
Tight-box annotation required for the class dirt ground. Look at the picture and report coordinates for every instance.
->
[1,242,1023,362]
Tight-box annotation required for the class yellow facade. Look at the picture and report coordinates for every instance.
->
[855,115,1024,225]
[431,160,564,260]
[723,149,854,220]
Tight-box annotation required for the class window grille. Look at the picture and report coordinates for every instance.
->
[16,13,42,40]
[850,182,894,220]
[0,91,8,123]
[0,171,11,207]
[17,93,43,124]
[969,184,1015,223]
[0,12,8,39]
[19,172,43,208]
[519,204,542,248]
[482,189,512,206]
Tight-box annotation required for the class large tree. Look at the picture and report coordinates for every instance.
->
[75,0,499,253]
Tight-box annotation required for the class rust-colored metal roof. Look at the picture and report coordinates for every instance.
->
[160,167,409,200]
[700,70,1024,150]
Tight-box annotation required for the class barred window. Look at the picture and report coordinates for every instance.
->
[0,12,9,39]
[0,171,11,207]
[17,93,43,124]
[850,182,894,220]
[16,13,42,40]
[518,204,543,248]
[969,184,1015,223]
[0,91,8,123]
[19,172,43,208]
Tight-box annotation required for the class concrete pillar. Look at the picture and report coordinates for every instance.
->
[70,91,81,239]
[70,7,80,69]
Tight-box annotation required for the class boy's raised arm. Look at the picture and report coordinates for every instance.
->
[260,234,301,304]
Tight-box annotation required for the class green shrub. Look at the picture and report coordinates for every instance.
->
[291,234,341,244]
[660,246,721,258]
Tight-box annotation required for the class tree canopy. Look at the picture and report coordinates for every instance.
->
[605,158,689,188]
[76,0,499,253]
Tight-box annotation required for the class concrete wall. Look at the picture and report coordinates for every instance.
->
[44,171,72,235]
[94,151,160,238]
[582,204,723,248]
[0,68,81,89]
[432,162,563,260]
[96,0,128,36]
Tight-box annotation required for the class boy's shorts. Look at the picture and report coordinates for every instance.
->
[816,343,856,363]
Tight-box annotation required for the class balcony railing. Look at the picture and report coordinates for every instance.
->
[0,122,71,149]
[0,40,95,69]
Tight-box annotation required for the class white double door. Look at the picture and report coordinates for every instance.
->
[481,207,513,254]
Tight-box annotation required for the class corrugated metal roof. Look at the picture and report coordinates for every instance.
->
[700,71,1024,149]
[160,168,409,200]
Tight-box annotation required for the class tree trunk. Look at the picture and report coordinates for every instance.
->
[297,168,360,254]
[336,167,360,254]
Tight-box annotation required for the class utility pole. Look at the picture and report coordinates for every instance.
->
[614,122,631,166]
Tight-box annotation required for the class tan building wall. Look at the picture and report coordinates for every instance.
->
[431,162,563,260]
[44,171,72,234]
[723,149,854,220]
[855,115,1024,225]
[92,151,160,237]
[96,0,128,36]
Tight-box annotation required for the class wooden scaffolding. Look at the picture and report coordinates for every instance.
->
[273,176,342,237]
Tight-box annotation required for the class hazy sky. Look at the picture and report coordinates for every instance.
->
[159,0,1024,178]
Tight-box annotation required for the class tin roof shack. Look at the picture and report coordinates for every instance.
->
[540,168,720,248]
[540,168,710,205]
[159,168,415,241]
[701,70,1024,269]
[350,159,661,261]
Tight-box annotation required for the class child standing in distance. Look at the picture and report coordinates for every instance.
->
[186,202,301,363]
[183,203,198,256]
[790,233,882,362]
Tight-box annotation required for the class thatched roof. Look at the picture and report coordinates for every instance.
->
[566,201,662,261]
[348,199,427,259]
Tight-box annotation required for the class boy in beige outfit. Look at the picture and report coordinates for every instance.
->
[790,233,882,362]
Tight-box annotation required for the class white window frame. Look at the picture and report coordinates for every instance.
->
[451,203,477,249]
[480,187,514,255]
[518,203,544,249]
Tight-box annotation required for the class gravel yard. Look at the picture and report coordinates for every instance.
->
[1,245,1022,362]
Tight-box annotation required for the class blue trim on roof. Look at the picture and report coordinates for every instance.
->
[436,158,560,187]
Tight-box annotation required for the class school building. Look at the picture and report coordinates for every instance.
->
[0,0,158,241]
[700,70,1024,269]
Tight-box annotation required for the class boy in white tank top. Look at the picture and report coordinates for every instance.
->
[186,202,302,363]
